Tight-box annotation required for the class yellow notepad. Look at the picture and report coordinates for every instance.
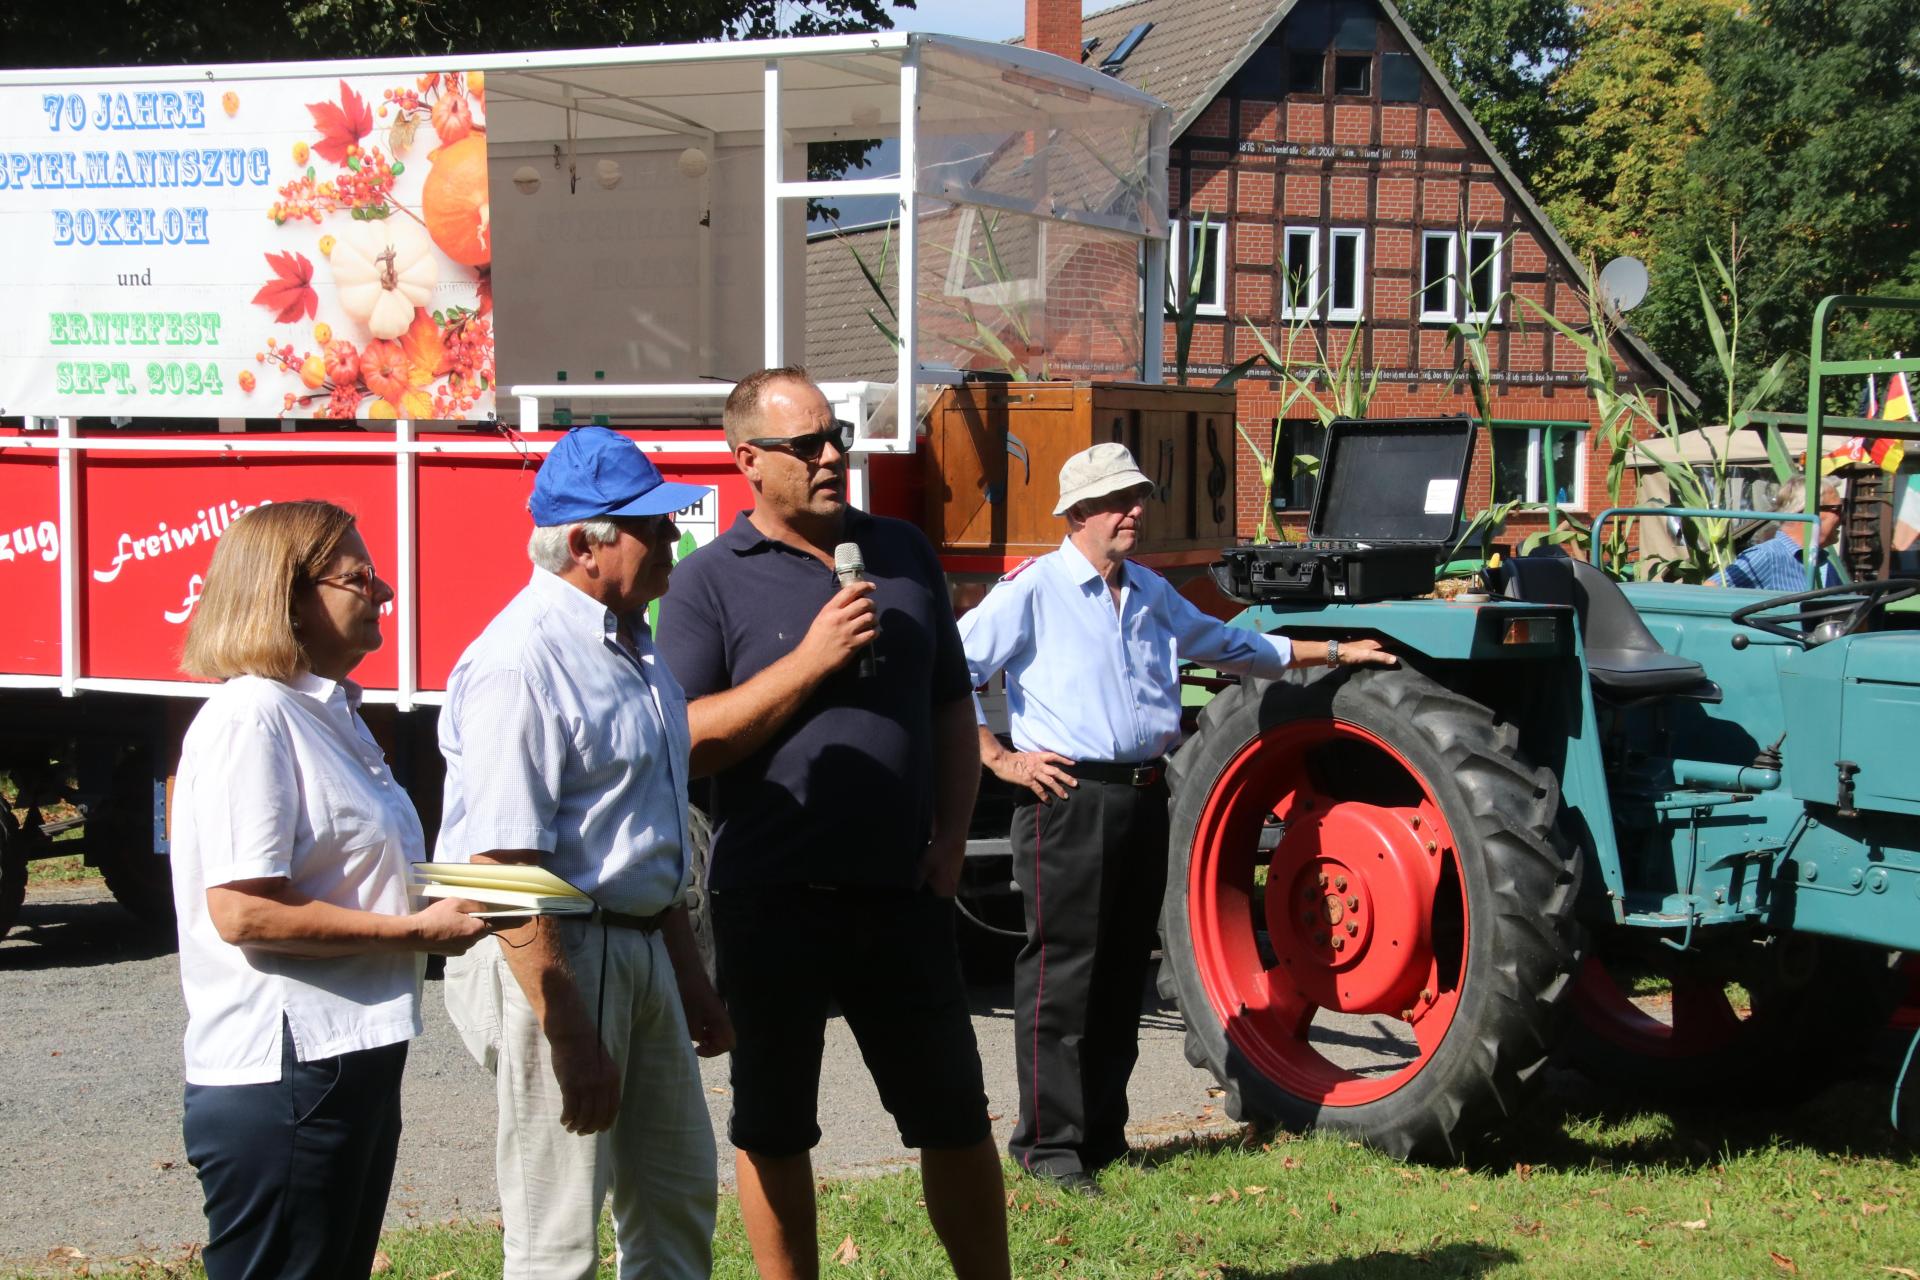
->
[411,862,592,916]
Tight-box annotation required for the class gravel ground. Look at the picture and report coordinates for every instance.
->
[0,883,1250,1270]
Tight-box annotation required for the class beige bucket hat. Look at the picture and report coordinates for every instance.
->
[1053,442,1155,516]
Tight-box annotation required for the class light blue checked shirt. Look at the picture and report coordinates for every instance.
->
[959,538,1296,764]
[435,569,691,917]
[1711,531,1841,593]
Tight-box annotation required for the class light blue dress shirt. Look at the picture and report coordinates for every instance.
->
[959,537,1296,764]
[1709,530,1842,593]
[436,569,691,917]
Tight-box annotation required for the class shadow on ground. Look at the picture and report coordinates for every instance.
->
[1123,1047,1915,1176]
[0,894,176,971]
[1221,1242,1520,1278]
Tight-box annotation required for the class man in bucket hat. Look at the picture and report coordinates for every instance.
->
[959,442,1395,1194]
[438,427,729,1278]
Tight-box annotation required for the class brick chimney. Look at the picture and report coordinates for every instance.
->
[1025,0,1083,62]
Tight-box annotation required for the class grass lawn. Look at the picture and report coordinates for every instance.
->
[32,1070,1918,1279]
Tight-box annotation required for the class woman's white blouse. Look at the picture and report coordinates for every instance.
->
[171,673,425,1085]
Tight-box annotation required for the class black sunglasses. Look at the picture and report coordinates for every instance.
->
[745,420,852,462]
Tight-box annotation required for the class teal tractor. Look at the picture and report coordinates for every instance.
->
[1161,297,1920,1160]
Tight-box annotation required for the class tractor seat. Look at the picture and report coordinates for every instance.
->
[1503,556,1716,700]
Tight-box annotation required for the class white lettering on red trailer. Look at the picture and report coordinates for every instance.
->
[163,572,204,624]
[91,497,267,582]
[0,520,59,566]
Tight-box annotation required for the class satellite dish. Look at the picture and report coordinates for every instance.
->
[1599,256,1649,313]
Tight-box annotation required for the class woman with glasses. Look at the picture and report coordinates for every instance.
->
[170,500,488,1280]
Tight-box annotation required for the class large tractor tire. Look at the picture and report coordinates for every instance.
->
[1567,931,1903,1103]
[1160,664,1582,1162]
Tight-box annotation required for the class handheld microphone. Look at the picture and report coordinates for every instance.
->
[833,541,877,679]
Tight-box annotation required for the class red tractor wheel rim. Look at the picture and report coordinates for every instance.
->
[1570,958,1750,1057]
[1188,718,1468,1106]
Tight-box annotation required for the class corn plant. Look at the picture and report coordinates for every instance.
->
[1521,232,1793,581]
[839,213,1043,381]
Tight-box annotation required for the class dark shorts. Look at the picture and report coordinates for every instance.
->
[713,883,991,1157]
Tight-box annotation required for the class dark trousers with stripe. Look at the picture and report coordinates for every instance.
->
[1007,776,1169,1177]
[182,1020,408,1280]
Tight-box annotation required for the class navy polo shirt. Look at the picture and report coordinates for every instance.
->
[656,510,972,891]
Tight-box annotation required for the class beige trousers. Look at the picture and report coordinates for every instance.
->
[444,923,717,1280]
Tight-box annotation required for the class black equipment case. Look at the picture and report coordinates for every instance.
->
[1210,416,1476,604]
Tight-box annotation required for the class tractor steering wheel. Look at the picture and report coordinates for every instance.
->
[1728,578,1920,645]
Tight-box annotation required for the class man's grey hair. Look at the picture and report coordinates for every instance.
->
[1773,475,1843,514]
[527,518,620,572]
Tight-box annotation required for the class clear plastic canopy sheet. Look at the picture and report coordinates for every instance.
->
[911,42,1166,384]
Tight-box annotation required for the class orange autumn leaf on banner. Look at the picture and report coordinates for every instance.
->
[307,80,373,165]
[401,308,451,378]
[251,251,319,323]
[361,334,433,419]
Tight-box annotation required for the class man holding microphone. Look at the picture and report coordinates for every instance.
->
[658,367,1008,1280]
[959,443,1397,1194]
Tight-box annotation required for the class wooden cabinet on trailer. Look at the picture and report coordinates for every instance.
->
[921,382,1240,562]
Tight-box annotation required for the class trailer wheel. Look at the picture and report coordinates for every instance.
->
[684,806,715,983]
[1567,933,1901,1101]
[89,760,174,929]
[1160,665,1581,1161]
[0,805,25,938]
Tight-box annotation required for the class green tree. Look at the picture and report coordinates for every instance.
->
[1395,0,1580,182]
[0,0,910,66]
[1636,0,1920,405]
[1535,0,1733,266]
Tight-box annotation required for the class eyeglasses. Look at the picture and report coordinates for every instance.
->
[313,564,381,597]
[744,420,852,462]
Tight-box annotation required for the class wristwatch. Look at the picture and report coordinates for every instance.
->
[1325,638,1342,667]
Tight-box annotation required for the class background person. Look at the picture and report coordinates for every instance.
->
[657,367,1009,1280]
[1710,474,1845,591]
[172,500,488,1280]
[958,443,1396,1193]
[437,428,727,1280]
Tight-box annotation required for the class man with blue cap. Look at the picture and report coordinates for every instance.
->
[438,427,728,1279]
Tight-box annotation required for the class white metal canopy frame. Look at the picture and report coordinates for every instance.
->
[0,33,1173,438]
[0,35,1169,706]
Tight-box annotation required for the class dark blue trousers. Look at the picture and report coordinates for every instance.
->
[183,1020,408,1280]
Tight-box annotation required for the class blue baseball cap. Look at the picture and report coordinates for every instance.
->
[530,427,710,525]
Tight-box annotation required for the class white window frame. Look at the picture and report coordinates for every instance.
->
[1419,230,1457,323]
[1326,227,1366,323]
[1464,231,1503,324]
[1281,225,1321,321]
[1498,427,1587,508]
[1181,218,1228,317]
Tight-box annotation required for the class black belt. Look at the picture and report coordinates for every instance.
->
[593,907,670,933]
[1065,758,1166,787]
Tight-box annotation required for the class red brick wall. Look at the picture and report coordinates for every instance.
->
[1169,11,1670,547]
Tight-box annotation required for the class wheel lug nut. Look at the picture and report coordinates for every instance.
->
[1303,886,1316,902]
[1314,932,1329,947]
[1345,922,1358,936]
[1330,936,1345,951]
[1419,987,1433,1003]
[1346,895,1359,912]
[1302,911,1315,926]
[1334,876,1348,892]
[1410,815,1422,828]
[1426,841,1438,855]
[1317,873,1329,889]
